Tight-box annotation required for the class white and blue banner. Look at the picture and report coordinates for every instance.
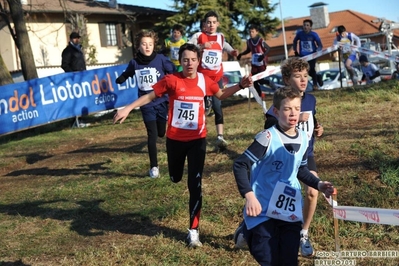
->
[0,64,138,136]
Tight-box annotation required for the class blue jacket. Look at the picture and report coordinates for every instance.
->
[293,31,323,56]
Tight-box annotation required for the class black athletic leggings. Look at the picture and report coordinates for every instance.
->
[308,59,318,86]
[211,79,225,125]
[144,120,166,168]
[166,137,206,229]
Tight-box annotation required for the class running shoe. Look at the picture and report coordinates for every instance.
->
[300,233,314,256]
[233,222,248,249]
[149,166,159,178]
[216,135,228,149]
[187,229,202,248]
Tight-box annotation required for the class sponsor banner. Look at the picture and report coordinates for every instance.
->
[333,206,399,226]
[0,64,138,136]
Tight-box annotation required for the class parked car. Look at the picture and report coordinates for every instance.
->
[318,68,363,90]
[221,61,255,98]
[222,71,241,88]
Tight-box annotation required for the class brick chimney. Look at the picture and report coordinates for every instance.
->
[309,2,330,29]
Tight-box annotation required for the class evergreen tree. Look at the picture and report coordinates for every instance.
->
[154,0,279,52]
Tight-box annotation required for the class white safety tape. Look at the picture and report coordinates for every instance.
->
[335,42,399,63]
[323,193,338,207]
[300,45,340,62]
[323,192,399,226]
[248,86,268,114]
[332,206,399,226]
[252,66,281,82]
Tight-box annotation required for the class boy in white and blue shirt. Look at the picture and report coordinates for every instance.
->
[233,86,334,265]
[359,55,381,84]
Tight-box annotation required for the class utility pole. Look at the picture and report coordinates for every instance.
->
[279,0,288,60]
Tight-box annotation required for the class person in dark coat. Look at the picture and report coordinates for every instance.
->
[61,32,88,128]
[61,32,86,72]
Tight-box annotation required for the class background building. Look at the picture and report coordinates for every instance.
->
[0,0,173,79]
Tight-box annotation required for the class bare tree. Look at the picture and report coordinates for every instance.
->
[0,1,16,85]
[0,54,13,85]
[6,0,37,81]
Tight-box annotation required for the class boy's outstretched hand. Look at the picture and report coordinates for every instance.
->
[240,74,253,89]
[318,181,334,198]
[113,107,131,124]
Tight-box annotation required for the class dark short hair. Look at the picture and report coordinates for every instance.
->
[249,24,260,31]
[178,43,200,62]
[273,86,302,110]
[303,19,313,27]
[204,11,219,21]
[172,24,185,35]
[337,25,346,34]
[359,54,368,62]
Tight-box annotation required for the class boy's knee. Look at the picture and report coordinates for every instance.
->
[170,175,182,183]
[345,62,352,69]
[306,187,319,199]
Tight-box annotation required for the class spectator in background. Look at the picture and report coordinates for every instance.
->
[293,19,323,91]
[61,31,87,128]
[334,25,361,85]
[359,55,381,84]
[237,24,270,97]
[61,32,86,72]
[161,24,187,72]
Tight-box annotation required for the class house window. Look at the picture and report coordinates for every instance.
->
[105,23,117,46]
[99,22,124,48]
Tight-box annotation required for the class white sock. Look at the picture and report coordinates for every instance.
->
[300,229,308,236]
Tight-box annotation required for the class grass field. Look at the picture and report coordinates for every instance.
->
[1,81,399,265]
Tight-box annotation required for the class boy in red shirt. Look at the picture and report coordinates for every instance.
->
[114,43,252,248]
[189,11,239,150]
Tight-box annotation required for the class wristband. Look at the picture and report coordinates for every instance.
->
[238,82,244,89]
